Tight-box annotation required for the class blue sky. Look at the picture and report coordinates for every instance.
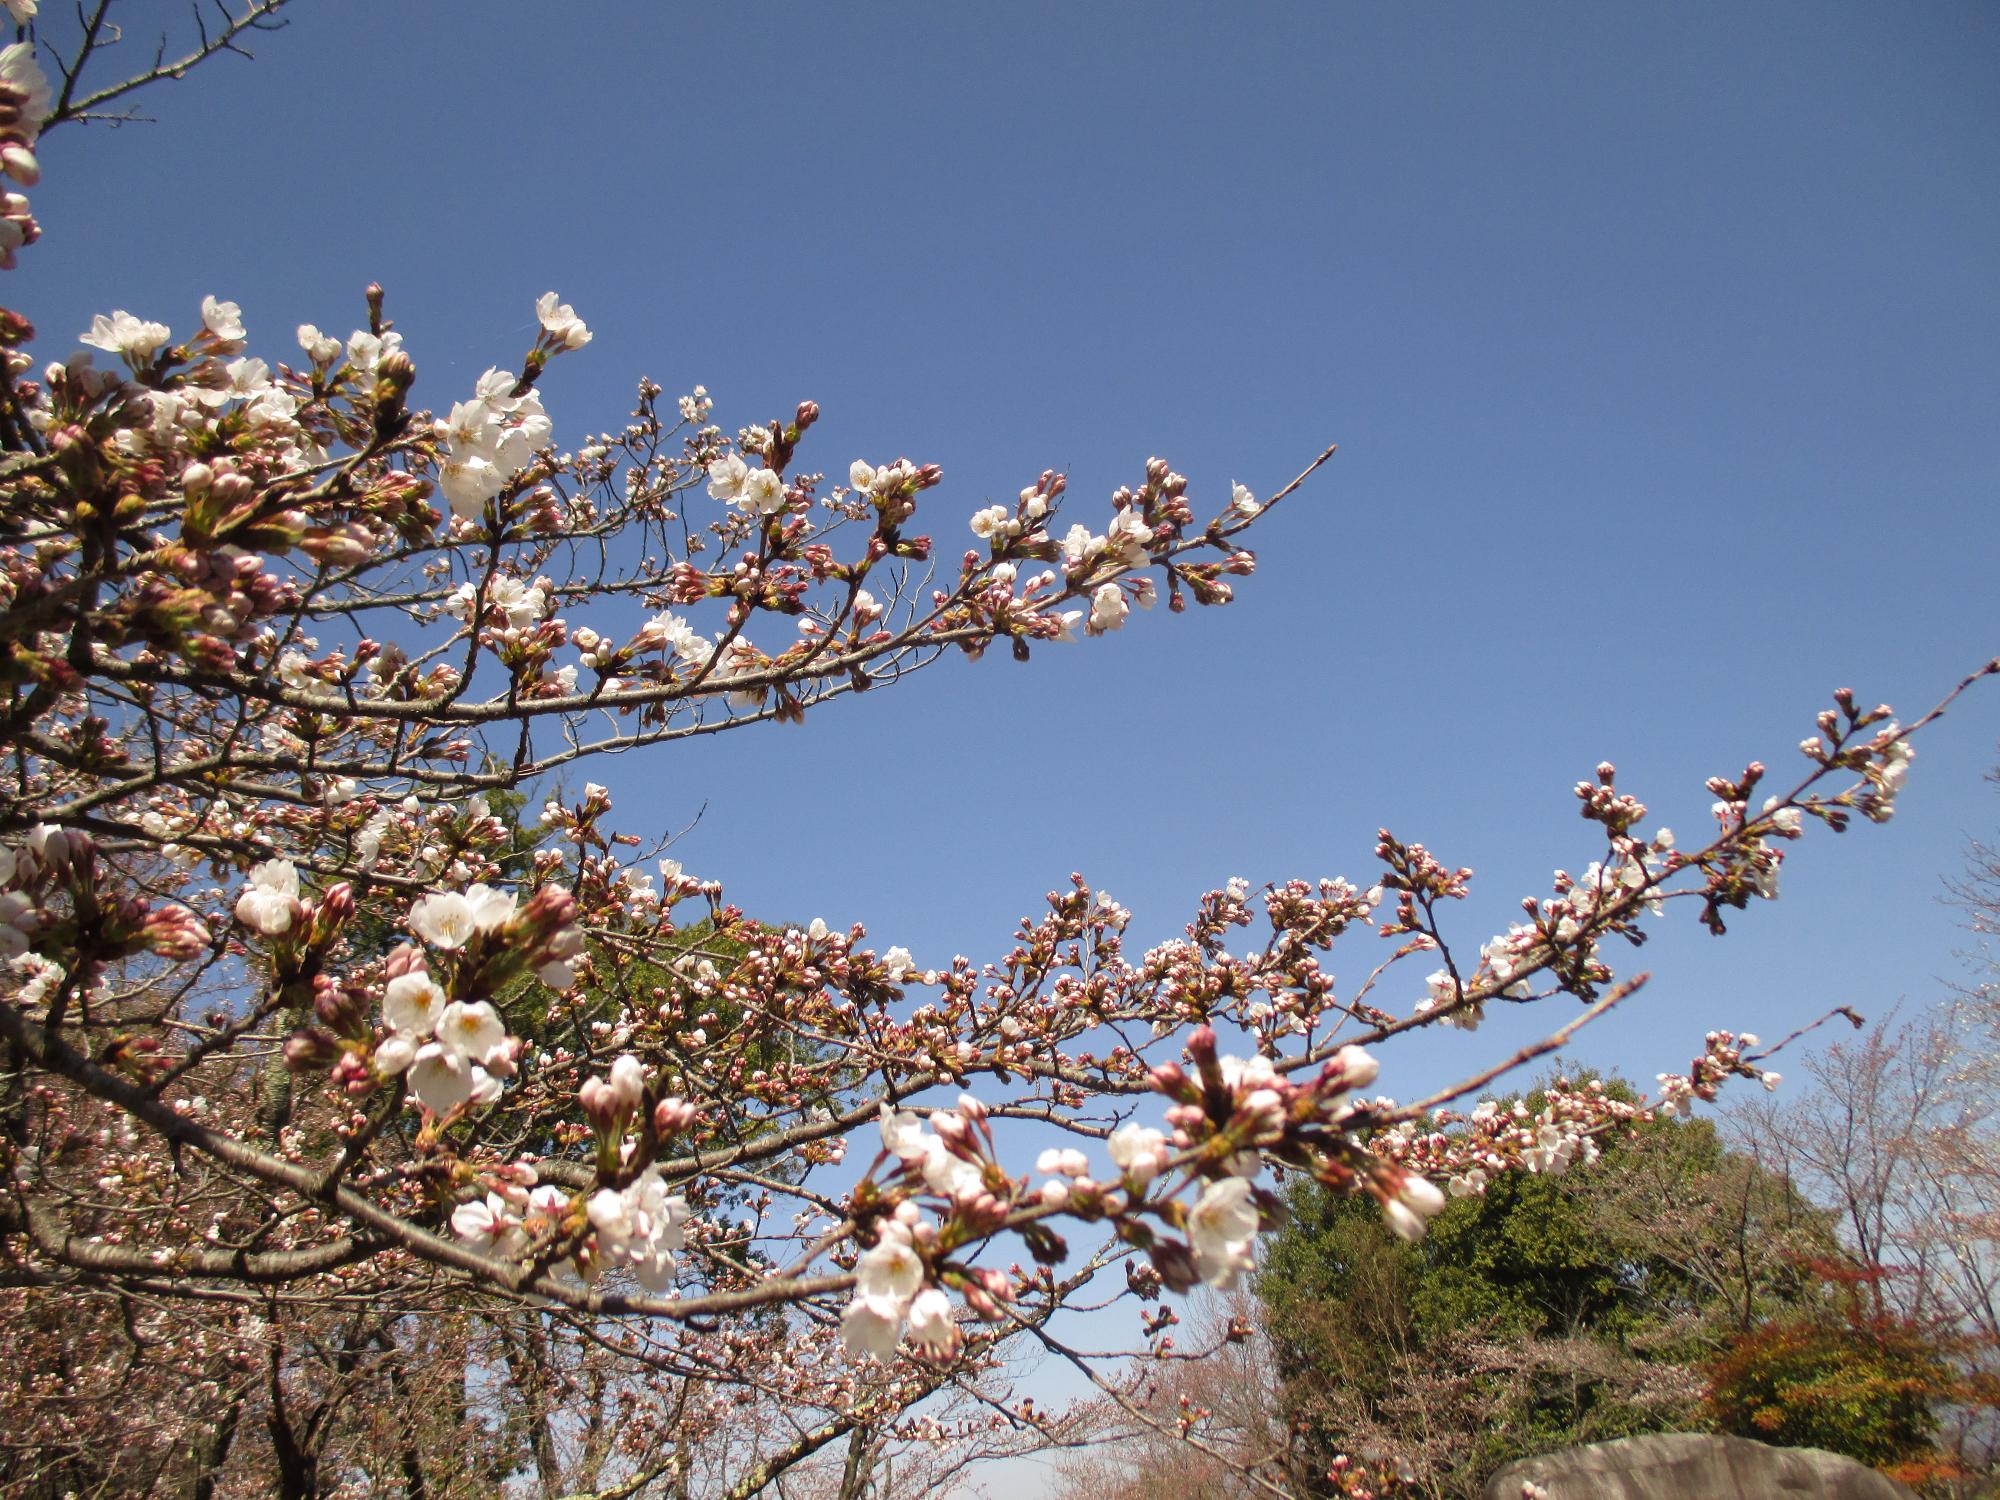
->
[18,1,2000,1487]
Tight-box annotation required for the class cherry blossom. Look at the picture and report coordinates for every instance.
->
[233,858,300,936]
[0,77,1984,1487]
[535,290,591,348]
[1188,1178,1261,1288]
[79,308,171,358]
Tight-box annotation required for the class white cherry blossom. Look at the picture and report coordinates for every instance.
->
[408,1043,475,1114]
[1188,1176,1260,1288]
[80,310,172,359]
[1087,581,1128,633]
[383,972,447,1038]
[905,1287,958,1355]
[1107,1122,1168,1185]
[408,891,477,949]
[705,453,749,501]
[435,1000,505,1063]
[840,1298,903,1359]
[234,859,300,936]
[535,291,591,348]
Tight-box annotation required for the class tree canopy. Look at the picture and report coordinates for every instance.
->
[1258,1088,1836,1497]
[0,5,1991,1497]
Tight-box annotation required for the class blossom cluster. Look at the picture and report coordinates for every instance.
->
[0,41,45,268]
[0,230,1982,1500]
[436,365,556,521]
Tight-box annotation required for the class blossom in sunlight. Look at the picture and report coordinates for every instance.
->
[408,1044,476,1114]
[433,356,555,519]
[0,42,49,147]
[435,1000,505,1063]
[969,504,1012,542]
[190,357,278,409]
[920,1134,984,1201]
[843,1221,938,1360]
[588,1167,688,1292]
[535,291,591,349]
[1107,1122,1168,1186]
[439,452,505,517]
[1036,1146,1089,1178]
[200,295,245,341]
[234,859,300,936]
[738,466,787,516]
[1187,1177,1260,1289]
[706,452,749,501]
[295,322,340,364]
[374,1033,416,1076]
[905,1287,959,1356]
[1416,968,1484,1031]
[840,1298,903,1360]
[1380,1172,1447,1243]
[382,971,447,1039]
[1087,581,1128,633]
[408,884,514,949]
[408,892,477,949]
[856,1231,924,1307]
[80,310,172,359]
[879,1106,928,1163]
[1105,508,1152,566]
[451,1193,527,1258]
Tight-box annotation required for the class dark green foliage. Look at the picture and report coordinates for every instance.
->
[1257,1089,1835,1498]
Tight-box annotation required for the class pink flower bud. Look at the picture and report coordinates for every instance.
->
[653,1097,697,1136]
[140,904,211,960]
[283,1028,338,1072]
[331,1052,372,1094]
[579,1077,618,1130]
[319,882,357,923]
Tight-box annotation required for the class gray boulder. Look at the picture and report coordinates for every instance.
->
[1482,1432,1916,1499]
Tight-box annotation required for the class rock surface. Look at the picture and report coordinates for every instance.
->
[1482,1432,1916,1499]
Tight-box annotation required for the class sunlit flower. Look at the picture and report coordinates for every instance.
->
[855,1232,924,1308]
[234,859,300,936]
[905,1287,958,1355]
[1107,1122,1168,1185]
[879,1106,927,1162]
[1087,582,1128,633]
[739,466,787,516]
[408,1043,475,1114]
[80,310,172,359]
[435,1000,505,1063]
[200,295,245,341]
[409,892,476,949]
[706,453,749,501]
[1188,1177,1260,1289]
[383,971,446,1038]
[1381,1173,1446,1242]
[841,1298,903,1359]
[535,291,591,349]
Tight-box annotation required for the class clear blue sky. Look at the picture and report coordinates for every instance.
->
[19,2,2000,1487]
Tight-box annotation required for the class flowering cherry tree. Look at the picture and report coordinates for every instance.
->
[0,8,1993,1497]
